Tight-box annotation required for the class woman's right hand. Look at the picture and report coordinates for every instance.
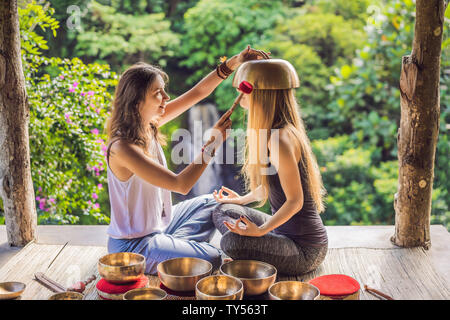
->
[206,108,233,149]
[213,186,244,205]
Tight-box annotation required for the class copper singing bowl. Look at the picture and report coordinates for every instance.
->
[268,281,320,300]
[98,252,146,284]
[0,282,26,300]
[220,260,277,296]
[48,292,84,300]
[123,287,167,300]
[232,59,300,89]
[196,275,243,300]
[157,257,212,292]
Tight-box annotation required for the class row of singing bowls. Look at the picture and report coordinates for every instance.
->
[157,257,213,292]
[268,281,320,300]
[220,260,277,296]
[98,252,146,284]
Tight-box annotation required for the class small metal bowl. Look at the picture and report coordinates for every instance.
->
[123,287,167,300]
[268,281,320,300]
[157,257,212,292]
[48,292,84,300]
[98,252,146,284]
[220,260,277,296]
[196,275,243,300]
[0,282,26,300]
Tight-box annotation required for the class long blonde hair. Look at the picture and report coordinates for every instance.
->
[242,88,326,213]
[106,62,167,156]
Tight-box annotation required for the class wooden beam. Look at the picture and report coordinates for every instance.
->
[0,0,37,246]
[392,0,447,249]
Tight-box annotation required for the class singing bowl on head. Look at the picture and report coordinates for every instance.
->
[48,292,84,300]
[232,59,300,90]
[268,281,320,300]
[98,252,146,284]
[196,275,244,300]
[0,282,26,300]
[123,287,167,300]
[220,260,277,296]
[157,257,212,292]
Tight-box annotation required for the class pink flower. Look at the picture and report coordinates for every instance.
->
[36,196,40,201]
[39,201,45,210]
[87,91,94,96]
[80,92,86,96]
[49,198,56,204]
[98,184,103,189]
[73,82,78,88]
[65,113,72,124]
[102,145,108,152]
[94,203,100,209]
[38,187,42,192]
[95,108,100,114]
[91,128,99,135]
[88,200,92,206]
[92,193,98,200]
[69,87,75,93]
[59,75,64,80]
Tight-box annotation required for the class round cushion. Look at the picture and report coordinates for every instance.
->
[96,275,149,300]
[309,274,360,299]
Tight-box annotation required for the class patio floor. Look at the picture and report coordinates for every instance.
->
[0,225,449,300]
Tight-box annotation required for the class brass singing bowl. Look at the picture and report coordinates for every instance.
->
[196,275,244,300]
[220,260,277,296]
[0,282,26,300]
[123,287,167,300]
[157,257,212,292]
[232,59,300,90]
[48,292,84,300]
[98,252,146,284]
[268,281,320,300]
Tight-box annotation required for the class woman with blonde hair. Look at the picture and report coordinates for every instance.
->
[212,59,328,275]
[105,46,269,274]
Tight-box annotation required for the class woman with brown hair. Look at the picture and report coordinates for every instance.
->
[105,46,269,274]
[212,59,328,275]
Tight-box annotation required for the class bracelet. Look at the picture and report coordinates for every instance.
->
[216,65,227,80]
[202,143,216,158]
[219,60,233,76]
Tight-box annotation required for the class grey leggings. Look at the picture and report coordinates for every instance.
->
[212,203,327,276]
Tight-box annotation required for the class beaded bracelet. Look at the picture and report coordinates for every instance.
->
[216,65,227,80]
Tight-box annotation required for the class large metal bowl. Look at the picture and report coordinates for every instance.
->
[48,292,84,300]
[123,287,167,300]
[196,275,243,300]
[157,257,212,292]
[98,252,146,284]
[220,260,277,296]
[0,282,26,300]
[268,281,320,300]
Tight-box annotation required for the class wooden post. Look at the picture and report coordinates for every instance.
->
[391,0,447,249]
[0,0,37,246]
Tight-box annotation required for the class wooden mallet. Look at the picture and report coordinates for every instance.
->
[228,80,253,116]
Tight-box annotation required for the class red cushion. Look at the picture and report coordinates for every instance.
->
[309,274,360,296]
[96,275,149,294]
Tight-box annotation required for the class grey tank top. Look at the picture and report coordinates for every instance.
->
[268,161,328,247]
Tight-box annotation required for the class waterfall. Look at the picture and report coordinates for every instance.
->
[171,103,246,203]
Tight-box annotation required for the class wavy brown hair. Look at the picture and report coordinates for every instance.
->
[106,62,167,156]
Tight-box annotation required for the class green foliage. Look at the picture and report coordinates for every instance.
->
[180,0,285,123]
[20,1,118,224]
[75,1,180,71]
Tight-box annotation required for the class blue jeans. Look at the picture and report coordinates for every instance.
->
[107,194,222,275]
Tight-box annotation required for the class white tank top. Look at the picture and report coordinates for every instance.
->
[106,140,173,239]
